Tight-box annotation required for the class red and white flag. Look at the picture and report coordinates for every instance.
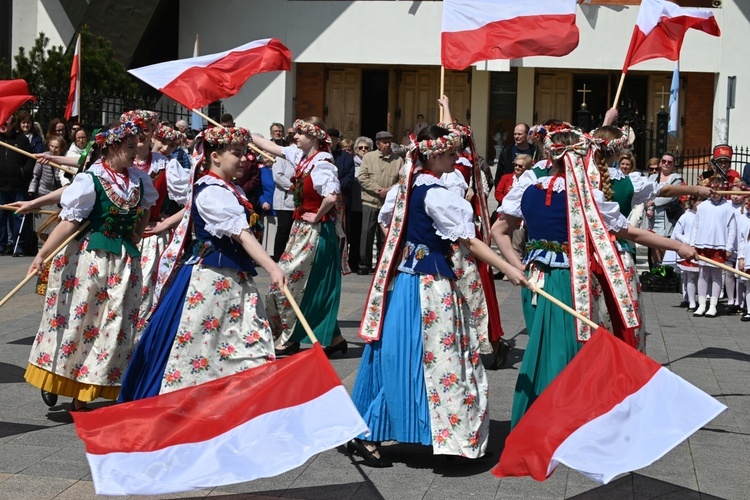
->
[72,345,368,496]
[622,0,720,73]
[129,38,291,110]
[0,80,36,125]
[64,34,81,120]
[441,0,579,70]
[494,328,726,484]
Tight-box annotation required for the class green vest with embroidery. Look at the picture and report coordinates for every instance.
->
[84,172,145,258]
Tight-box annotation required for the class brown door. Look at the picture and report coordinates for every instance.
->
[398,69,437,138]
[535,73,572,124]
[325,68,361,140]
[444,70,471,124]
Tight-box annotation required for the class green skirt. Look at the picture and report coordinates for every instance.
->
[510,266,582,428]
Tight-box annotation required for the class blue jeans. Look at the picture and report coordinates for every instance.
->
[0,190,27,252]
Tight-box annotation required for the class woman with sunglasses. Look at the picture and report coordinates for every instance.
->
[347,136,373,271]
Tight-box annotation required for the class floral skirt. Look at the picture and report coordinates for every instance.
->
[120,263,275,400]
[25,236,143,402]
[449,243,492,354]
[595,251,645,352]
[352,272,489,457]
[266,220,341,346]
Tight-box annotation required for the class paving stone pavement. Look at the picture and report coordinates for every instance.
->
[0,251,748,500]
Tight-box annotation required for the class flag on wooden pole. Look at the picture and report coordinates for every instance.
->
[64,34,81,120]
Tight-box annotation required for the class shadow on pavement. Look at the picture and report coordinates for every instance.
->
[0,421,49,438]
[664,347,750,366]
[568,472,726,499]
[0,361,25,383]
[7,335,34,345]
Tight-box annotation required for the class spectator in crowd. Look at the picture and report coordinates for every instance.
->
[618,150,635,175]
[66,127,89,167]
[328,128,355,222]
[357,131,402,275]
[495,153,532,265]
[493,123,540,184]
[220,113,235,127]
[348,136,372,271]
[237,151,261,211]
[271,149,295,262]
[340,138,354,154]
[27,136,70,239]
[258,156,277,256]
[413,114,427,137]
[175,119,189,133]
[401,129,412,146]
[741,162,750,187]
[646,152,683,263]
[270,122,285,146]
[0,113,35,255]
[18,111,44,153]
[184,129,196,156]
[619,151,647,229]
[285,127,296,146]
[46,118,67,144]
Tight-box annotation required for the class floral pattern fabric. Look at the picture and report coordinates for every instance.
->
[266,220,321,344]
[159,264,275,393]
[136,231,171,329]
[419,274,489,457]
[28,236,143,391]
[449,243,492,354]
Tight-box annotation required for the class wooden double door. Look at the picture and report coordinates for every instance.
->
[324,66,471,142]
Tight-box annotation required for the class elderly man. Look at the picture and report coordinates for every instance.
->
[175,119,189,133]
[357,131,403,275]
[494,123,540,184]
[270,122,285,146]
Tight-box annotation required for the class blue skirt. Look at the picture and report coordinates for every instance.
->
[118,265,192,402]
[351,272,432,445]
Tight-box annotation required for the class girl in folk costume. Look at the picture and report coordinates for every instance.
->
[589,126,709,350]
[735,195,750,321]
[119,127,284,401]
[24,121,158,411]
[666,198,700,310]
[349,125,527,467]
[492,126,696,428]
[725,184,749,315]
[691,176,738,318]
[132,124,191,323]
[251,118,347,356]
[436,96,510,367]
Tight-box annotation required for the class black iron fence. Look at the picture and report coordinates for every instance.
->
[672,146,750,186]
[20,90,223,134]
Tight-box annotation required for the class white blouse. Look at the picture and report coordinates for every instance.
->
[282,145,340,197]
[691,198,737,251]
[60,163,158,221]
[377,174,475,241]
[194,176,249,238]
[499,172,629,232]
[149,153,191,206]
[441,170,469,198]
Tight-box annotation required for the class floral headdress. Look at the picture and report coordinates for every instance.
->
[153,125,186,144]
[94,121,141,147]
[202,126,252,146]
[292,119,331,147]
[119,110,160,129]
[412,130,464,157]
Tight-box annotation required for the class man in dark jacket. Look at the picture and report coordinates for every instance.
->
[493,123,540,186]
[0,114,35,255]
[328,128,355,211]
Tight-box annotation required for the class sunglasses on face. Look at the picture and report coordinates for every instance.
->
[358,146,370,151]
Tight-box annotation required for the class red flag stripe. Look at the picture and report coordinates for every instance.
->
[493,329,661,480]
[64,36,80,120]
[441,14,578,70]
[0,80,36,125]
[72,344,340,454]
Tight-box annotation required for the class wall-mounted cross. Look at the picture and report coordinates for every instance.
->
[656,84,671,109]
[577,83,592,107]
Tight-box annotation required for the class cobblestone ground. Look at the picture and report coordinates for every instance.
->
[0,250,748,499]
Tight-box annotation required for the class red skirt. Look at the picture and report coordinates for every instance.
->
[697,247,726,264]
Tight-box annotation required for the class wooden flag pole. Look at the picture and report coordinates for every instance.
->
[282,284,319,344]
[0,220,90,308]
[439,66,446,123]
[0,205,57,215]
[529,283,600,330]
[697,255,750,280]
[191,108,276,163]
[0,142,76,176]
[612,72,626,110]
[713,191,750,196]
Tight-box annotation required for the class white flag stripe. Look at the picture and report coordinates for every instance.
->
[128,38,274,90]
[636,0,715,36]
[86,386,369,496]
[442,0,577,33]
[550,367,726,484]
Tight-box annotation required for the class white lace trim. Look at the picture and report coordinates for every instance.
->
[204,217,249,239]
[196,176,226,187]
[607,214,630,233]
[608,167,625,181]
[435,222,476,241]
[149,153,170,174]
[413,175,444,187]
[537,176,566,193]
[59,207,87,222]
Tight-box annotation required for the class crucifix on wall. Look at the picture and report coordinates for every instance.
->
[656,84,671,110]
[577,83,592,109]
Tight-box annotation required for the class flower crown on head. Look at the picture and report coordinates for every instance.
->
[153,125,186,144]
[293,119,331,146]
[590,129,630,157]
[119,110,160,128]
[94,121,141,147]
[442,122,472,138]
[202,126,252,146]
[541,124,590,160]
[413,131,464,157]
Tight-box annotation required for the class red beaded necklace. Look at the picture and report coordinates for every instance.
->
[101,159,130,192]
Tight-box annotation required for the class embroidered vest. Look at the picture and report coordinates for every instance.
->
[611,175,635,217]
[85,173,145,258]
[397,183,456,279]
[191,182,257,275]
